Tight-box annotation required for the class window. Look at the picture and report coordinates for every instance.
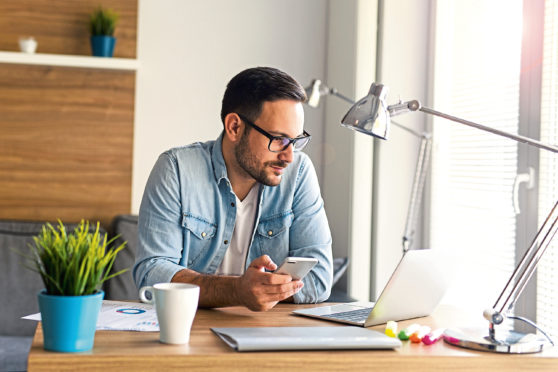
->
[430,0,523,311]
[430,0,558,336]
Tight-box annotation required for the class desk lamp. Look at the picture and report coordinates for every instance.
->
[341,82,558,354]
[305,79,432,252]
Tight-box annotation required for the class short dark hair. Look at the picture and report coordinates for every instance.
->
[220,67,307,125]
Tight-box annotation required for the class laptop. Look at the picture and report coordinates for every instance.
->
[292,249,448,327]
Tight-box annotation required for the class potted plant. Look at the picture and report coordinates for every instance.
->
[23,220,127,352]
[89,7,119,57]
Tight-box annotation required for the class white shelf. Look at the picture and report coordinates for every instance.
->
[0,51,139,71]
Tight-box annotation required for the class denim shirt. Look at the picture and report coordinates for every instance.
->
[133,133,333,303]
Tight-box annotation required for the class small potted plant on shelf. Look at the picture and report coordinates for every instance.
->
[89,6,119,57]
[22,220,127,352]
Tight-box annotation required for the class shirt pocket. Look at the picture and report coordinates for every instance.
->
[181,213,217,266]
[255,212,293,257]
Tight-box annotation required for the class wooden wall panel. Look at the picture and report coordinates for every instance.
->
[0,0,137,58]
[0,65,135,227]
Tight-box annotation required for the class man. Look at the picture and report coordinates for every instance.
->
[134,67,332,311]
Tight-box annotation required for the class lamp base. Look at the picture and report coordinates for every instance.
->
[443,327,550,354]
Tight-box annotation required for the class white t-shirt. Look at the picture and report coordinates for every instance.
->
[215,185,259,276]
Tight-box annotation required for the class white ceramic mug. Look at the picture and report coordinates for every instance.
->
[139,283,200,344]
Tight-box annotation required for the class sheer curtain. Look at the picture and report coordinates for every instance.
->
[430,0,523,311]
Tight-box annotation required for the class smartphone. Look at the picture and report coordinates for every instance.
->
[274,257,318,280]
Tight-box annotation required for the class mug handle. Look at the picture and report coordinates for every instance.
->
[139,286,155,304]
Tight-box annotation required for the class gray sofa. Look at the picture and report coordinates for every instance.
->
[105,215,139,301]
[0,221,46,372]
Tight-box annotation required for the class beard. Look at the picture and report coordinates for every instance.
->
[234,131,288,186]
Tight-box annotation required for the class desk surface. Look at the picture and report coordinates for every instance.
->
[28,303,558,371]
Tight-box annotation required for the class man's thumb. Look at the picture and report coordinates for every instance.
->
[250,255,277,271]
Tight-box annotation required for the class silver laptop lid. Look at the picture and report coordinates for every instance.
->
[364,249,447,326]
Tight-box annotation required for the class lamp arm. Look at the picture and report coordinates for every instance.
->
[322,87,432,251]
[421,105,558,154]
[402,135,432,252]
[388,99,558,153]
[492,201,558,318]
[311,82,435,251]
[329,89,356,105]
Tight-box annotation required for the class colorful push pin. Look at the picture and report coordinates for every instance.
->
[422,328,445,345]
[385,321,398,338]
[397,323,420,340]
[409,325,431,343]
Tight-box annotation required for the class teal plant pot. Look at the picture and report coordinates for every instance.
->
[90,36,116,57]
[38,290,104,352]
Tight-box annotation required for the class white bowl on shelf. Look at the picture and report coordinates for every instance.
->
[19,37,38,54]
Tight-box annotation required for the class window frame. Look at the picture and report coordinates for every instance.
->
[513,0,545,323]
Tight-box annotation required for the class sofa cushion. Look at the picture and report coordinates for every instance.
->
[104,215,139,301]
[0,221,46,337]
[0,336,32,372]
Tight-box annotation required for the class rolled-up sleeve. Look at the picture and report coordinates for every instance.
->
[133,153,185,289]
[289,156,333,303]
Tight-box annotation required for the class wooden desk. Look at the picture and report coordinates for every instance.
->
[28,304,558,371]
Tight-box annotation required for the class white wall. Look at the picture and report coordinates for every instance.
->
[133,0,328,212]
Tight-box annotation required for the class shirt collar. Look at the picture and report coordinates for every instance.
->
[212,132,229,184]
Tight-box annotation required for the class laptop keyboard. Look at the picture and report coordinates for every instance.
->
[321,307,373,323]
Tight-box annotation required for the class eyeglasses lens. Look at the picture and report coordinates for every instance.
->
[270,138,290,152]
[270,137,310,152]
[293,137,310,150]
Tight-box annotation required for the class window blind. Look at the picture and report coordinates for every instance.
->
[430,0,522,310]
[537,0,558,339]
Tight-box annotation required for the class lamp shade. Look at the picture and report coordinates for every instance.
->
[340,83,390,140]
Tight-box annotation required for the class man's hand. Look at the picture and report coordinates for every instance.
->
[236,255,304,311]
[171,255,303,311]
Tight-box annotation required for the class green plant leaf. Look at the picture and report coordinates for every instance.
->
[15,219,127,296]
[89,7,119,36]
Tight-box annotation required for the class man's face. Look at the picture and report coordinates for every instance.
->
[234,100,305,186]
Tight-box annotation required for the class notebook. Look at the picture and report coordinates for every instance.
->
[211,326,401,351]
[292,249,448,327]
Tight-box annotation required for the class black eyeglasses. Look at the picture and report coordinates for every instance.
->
[237,113,311,153]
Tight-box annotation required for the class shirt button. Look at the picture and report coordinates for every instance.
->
[201,232,206,238]
[224,240,229,245]
[231,202,235,207]
[268,230,273,236]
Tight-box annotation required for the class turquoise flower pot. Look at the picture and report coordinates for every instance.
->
[90,36,116,57]
[38,290,104,352]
